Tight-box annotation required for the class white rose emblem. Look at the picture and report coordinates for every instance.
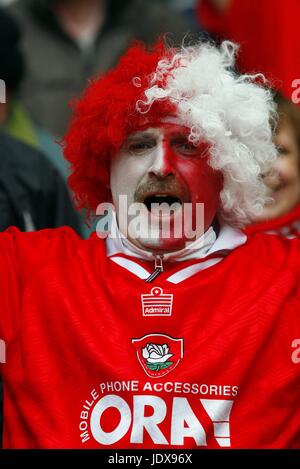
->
[142,343,173,371]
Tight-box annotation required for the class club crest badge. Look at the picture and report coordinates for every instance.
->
[141,287,173,316]
[132,333,184,378]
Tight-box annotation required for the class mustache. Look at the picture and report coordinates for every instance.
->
[134,176,188,202]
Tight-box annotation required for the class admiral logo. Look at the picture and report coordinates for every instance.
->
[132,333,183,378]
[141,287,173,316]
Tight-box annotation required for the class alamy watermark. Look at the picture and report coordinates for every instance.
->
[0,79,6,104]
[291,338,300,364]
[291,79,300,104]
[0,338,6,364]
[95,195,205,247]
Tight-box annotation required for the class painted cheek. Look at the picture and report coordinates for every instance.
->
[111,153,144,205]
[179,159,221,197]
[178,159,222,229]
[286,157,298,177]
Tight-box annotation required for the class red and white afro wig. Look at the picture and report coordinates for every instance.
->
[64,40,277,227]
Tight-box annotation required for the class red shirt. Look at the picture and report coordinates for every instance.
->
[245,204,300,239]
[1,227,300,448]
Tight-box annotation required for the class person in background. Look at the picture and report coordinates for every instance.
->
[245,92,300,238]
[0,8,88,237]
[0,8,69,180]
[0,132,84,233]
[8,0,201,136]
[196,0,300,102]
[150,0,199,26]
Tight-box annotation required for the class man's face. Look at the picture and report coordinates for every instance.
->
[110,123,223,253]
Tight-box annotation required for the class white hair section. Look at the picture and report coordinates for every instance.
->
[136,41,278,227]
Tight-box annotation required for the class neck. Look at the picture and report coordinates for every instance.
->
[55,0,101,17]
[122,231,218,262]
[106,212,218,262]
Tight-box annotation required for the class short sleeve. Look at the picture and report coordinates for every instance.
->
[0,228,22,344]
[0,226,80,347]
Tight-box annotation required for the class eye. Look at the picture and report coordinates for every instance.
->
[172,138,198,154]
[276,144,289,156]
[127,139,156,155]
[172,138,209,157]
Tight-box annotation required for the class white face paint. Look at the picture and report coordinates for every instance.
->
[110,123,223,253]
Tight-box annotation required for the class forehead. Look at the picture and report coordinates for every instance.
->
[126,123,191,140]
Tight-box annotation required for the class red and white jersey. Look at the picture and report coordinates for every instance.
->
[245,204,300,239]
[0,226,300,448]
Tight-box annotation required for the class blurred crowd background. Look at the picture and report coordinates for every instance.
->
[0,0,299,444]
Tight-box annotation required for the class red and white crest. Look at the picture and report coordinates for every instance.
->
[132,333,184,378]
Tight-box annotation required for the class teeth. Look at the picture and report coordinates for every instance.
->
[143,195,182,213]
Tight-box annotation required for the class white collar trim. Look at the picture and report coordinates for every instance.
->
[105,214,247,283]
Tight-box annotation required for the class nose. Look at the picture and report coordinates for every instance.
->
[148,140,175,178]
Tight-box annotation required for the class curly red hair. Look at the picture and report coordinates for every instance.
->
[63,40,176,215]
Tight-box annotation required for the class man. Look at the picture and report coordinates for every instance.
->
[0,40,299,449]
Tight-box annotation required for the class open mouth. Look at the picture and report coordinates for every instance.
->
[143,195,182,213]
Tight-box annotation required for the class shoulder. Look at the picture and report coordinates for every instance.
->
[245,204,300,238]
[0,225,81,252]
[242,232,300,273]
[0,227,88,284]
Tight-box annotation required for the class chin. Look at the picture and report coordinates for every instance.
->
[258,200,296,221]
[136,237,187,253]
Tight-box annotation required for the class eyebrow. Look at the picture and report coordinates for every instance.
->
[128,128,191,140]
[127,131,158,141]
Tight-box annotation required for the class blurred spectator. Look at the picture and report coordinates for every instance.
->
[0,0,15,5]
[196,0,300,102]
[0,7,69,179]
[246,93,300,238]
[8,0,201,136]
[150,0,198,25]
[0,132,84,232]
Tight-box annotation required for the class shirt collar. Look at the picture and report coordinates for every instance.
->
[106,211,247,262]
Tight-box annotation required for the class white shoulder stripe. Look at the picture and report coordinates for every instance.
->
[110,256,150,280]
[166,258,223,284]
[110,255,224,284]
